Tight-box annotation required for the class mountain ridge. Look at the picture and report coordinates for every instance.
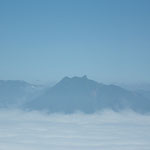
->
[0,76,150,113]
[25,76,150,114]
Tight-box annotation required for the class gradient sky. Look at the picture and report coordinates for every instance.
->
[0,0,150,84]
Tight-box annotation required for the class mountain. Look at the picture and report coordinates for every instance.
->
[135,90,150,101]
[25,76,150,114]
[0,80,42,108]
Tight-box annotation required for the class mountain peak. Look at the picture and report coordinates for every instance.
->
[82,75,88,79]
[62,76,70,81]
[61,75,88,82]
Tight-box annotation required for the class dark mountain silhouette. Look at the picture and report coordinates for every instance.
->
[25,76,150,113]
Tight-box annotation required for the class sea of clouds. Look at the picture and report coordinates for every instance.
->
[0,109,150,150]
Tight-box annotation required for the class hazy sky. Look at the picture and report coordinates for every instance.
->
[0,0,150,83]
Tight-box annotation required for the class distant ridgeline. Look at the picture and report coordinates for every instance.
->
[0,76,150,114]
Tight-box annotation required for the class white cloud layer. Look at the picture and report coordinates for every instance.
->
[0,109,150,150]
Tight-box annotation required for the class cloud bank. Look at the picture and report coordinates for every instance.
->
[0,109,150,150]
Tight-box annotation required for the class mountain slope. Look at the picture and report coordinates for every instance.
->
[0,80,42,108]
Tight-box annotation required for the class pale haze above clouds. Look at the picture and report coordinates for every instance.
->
[0,109,150,150]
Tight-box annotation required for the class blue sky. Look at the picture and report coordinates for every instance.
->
[0,0,150,83]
